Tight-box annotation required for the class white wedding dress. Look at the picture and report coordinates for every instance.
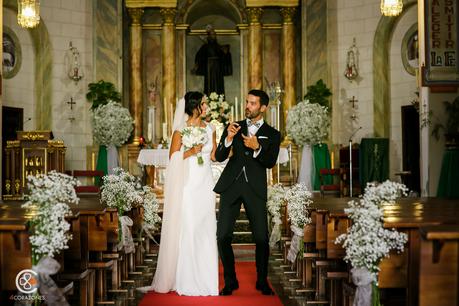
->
[146,123,219,296]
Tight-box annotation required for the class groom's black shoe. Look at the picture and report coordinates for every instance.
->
[256,280,275,295]
[219,281,239,296]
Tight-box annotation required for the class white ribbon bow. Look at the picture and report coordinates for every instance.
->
[351,267,373,306]
[14,257,69,306]
[287,225,304,263]
[117,216,135,254]
[269,216,282,248]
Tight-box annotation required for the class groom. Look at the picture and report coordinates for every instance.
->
[214,89,281,296]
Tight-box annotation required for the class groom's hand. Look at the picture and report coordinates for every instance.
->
[226,122,241,142]
[241,134,260,151]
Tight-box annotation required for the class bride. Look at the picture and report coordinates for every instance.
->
[142,91,219,296]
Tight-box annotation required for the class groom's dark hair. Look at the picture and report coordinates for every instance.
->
[248,89,269,106]
[184,91,204,116]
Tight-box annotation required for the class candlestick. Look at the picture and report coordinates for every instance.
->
[162,122,168,140]
[230,106,235,122]
[147,123,152,142]
[331,151,334,169]
[234,97,238,121]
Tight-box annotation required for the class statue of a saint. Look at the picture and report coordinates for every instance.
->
[193,25,232,95]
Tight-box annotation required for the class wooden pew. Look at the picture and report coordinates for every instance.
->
[418,225,459,306]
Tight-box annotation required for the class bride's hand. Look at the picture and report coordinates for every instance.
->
[191,144,203,155]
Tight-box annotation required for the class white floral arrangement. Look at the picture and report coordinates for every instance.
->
[101,167,143,215]
[335,180,408,282]
[286,100,330,146]
[142,186,161,230]
[91,101,134,146]
[286,183,313,228]
[206,92,231,125]
[285,183,313,263]
[22,171,80,262]
[267,184,286,248]
[181,126,209,165]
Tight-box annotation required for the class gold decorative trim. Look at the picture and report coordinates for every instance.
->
[280,7,297,24]
[6,140,20,148]
[17,130,53,141]
[125,0,177,8]
[160,8,177,25]
[246,0,298,7]
[246,7,263,25]
[128,8,144,26]
[262,23,282,29]
[188,29,240,36]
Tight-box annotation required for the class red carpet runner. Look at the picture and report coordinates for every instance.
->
[139,262,283,306]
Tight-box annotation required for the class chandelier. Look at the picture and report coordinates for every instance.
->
[17,0,40,28]
[380,0,403,17]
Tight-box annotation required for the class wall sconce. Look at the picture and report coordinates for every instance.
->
[381,0,403,17]
[17,0,40,28]
[344,38,359,82]
[67,41,83,83]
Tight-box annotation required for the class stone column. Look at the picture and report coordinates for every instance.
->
[246,7,263,90]
[128,8,144,144]
[160,8,177,135]
[280,7,297,133]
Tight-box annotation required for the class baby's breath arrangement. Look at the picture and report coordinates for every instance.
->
[267,184,286,248]
[335,180,408,306]
[285,183,313,263]
[206,92,231,125]
[22,171,80,263]
[286,100,330,146]
[91,101,134,146]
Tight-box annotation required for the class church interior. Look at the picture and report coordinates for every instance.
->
[1,0,459,305]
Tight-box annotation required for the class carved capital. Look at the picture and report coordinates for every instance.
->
[246,7,263,25]
[160,8,177,25]
[280,7,296,24]
[128,8,144,26]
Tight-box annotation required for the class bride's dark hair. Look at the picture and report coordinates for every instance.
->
[184,91,204,116]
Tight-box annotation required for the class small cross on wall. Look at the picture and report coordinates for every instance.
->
[66,97,76,110]
[349,96,358,109]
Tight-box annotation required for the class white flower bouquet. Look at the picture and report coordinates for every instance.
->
[286,100,330,146]
[101,167,143,215]
[335,180,408,305]
[285,183,313,263]
[91,101,134,146]
[22,171,80,262]
[267,184,286,248]
[181,126,209,165]
[206,92,231,125]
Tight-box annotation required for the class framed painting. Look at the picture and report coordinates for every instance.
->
[422,0,459,86]
[2,27,22,79]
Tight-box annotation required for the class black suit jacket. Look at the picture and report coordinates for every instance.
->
[213,120,281,200]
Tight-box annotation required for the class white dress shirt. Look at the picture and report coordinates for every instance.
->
[225,118,264,157]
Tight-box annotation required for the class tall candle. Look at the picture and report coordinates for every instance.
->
[240,97,245,119]
[234,97,238,120]
[230,106,235,122]
[147,123,152,142]
[331,151,335,169]
[162,122,168,140]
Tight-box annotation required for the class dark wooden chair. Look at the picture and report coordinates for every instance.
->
[72,170,105,194]
[319,168,342,197]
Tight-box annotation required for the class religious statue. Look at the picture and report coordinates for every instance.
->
[193,25,232,96]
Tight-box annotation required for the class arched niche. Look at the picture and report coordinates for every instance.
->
[373,0,417,137]
[3,0,53,130]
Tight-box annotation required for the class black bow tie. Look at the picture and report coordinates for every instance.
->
[247,120,262,128]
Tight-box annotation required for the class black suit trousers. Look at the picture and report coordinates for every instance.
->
[217,175,269,286]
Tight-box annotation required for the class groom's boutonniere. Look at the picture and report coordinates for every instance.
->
[181,126,208,165]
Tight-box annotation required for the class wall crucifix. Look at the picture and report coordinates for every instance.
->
[349,96,358,109]
[66,97,76,110]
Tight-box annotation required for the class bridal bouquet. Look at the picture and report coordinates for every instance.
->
[206,92,231,125]
[267,184,286,248]
[285,183,313,263]
[181,126,208,165]
[286,100,330,146]
[335,180,408,305]
[91,101,134,146]
[22,171,80,262]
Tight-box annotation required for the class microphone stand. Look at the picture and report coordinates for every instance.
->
[348,127,362,197]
